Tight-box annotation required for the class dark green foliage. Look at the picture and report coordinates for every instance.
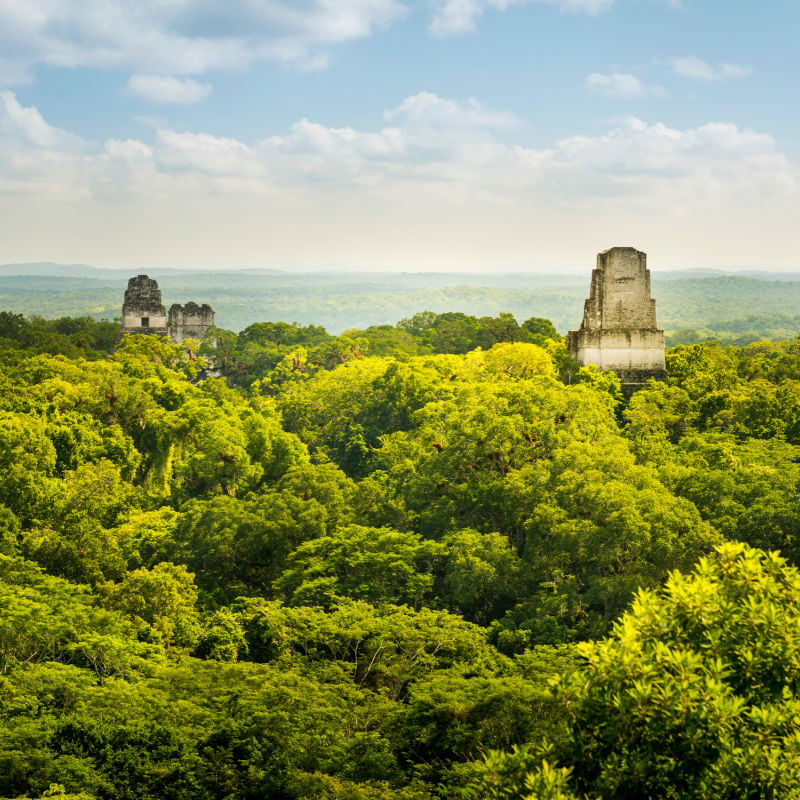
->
[0,312,119,357]
[467,544,800,799]
[397,311,543,354]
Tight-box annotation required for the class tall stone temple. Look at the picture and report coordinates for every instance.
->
[120,275,215,344]
[567,247,666,391]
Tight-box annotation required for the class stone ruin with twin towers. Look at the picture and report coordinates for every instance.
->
[120,274,215,345]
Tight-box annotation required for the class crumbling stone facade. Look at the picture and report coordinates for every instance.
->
[120,275,215,344]
[567,247,666,390]
[168,302,215,345]
[121,275,168,336]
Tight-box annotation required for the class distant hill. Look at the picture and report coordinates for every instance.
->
[0,263,130,279]
[0,263,289,279]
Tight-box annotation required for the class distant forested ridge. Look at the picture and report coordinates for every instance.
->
[4,262,800,345]
[2,308,800,799]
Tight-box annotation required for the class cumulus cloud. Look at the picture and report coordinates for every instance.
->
[585,72,663,99]
[157,130,261,177]
[126,75,212,104]
[671,57,752,81]
[0,90,89,197]
[0,91,796,268]
[2,89,791,204]
[554,117,791,195]
[0,0,630,79]
[384,92,520,131]
[253,93,522,191]
[430,0,613,38]
[0,0,407,82]
[0,90,83,150]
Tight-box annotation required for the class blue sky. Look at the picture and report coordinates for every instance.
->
[0,0,797,270]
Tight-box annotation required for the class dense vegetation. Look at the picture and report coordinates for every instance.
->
[3,307,800,799]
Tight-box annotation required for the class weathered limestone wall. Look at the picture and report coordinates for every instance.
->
[120,275,167,335]
[567,247,666,388]
[168,302,215,344]
[580,248,658,330]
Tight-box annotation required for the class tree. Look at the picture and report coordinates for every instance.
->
[168,398,260,498]
[166,491,328,601]
[468,543,800,800]
[657,433,800,560]
[227,598,509,699]
[481,343,556,381]
[397,312,438,339]
[0,411,59,524]
[438,529,523,625]
[278,356,446,477]
[274,524,444,608]
[521,317,562,343]
[100,563,202,648]
[624,382,695,463]
[0,311,27,341]
[514,435,718,642]
[0,554,160,679]
[374,379,621,544]
[341,325,424,359]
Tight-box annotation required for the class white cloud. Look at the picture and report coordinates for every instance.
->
[0,90,90,198]
[0,91,796,269]
[671,56,752,81]
[0,90,83,150]
[0,0,407,82]
[126,74,212,104]
[39,89,800,204]
[429,0,484,36]
[585,72,663,99]
[384,91,520,131]
[721,64,751,79]
[554,117,791,196]
[430,0,613,38]
[157,130,261,177]
[0,89,793,201]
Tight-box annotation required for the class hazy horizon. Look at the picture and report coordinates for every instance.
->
[3,260,800,278]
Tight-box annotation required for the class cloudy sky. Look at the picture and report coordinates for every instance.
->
[1,0,797,270]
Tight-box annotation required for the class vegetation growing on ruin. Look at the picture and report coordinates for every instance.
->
[3,312,800,798]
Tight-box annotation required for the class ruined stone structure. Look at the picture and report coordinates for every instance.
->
[121,275,168,336]
[567,247,666,390]
[120,275,215,344]
[168,302,215,345]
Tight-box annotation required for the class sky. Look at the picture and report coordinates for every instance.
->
[0,0,797,272]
